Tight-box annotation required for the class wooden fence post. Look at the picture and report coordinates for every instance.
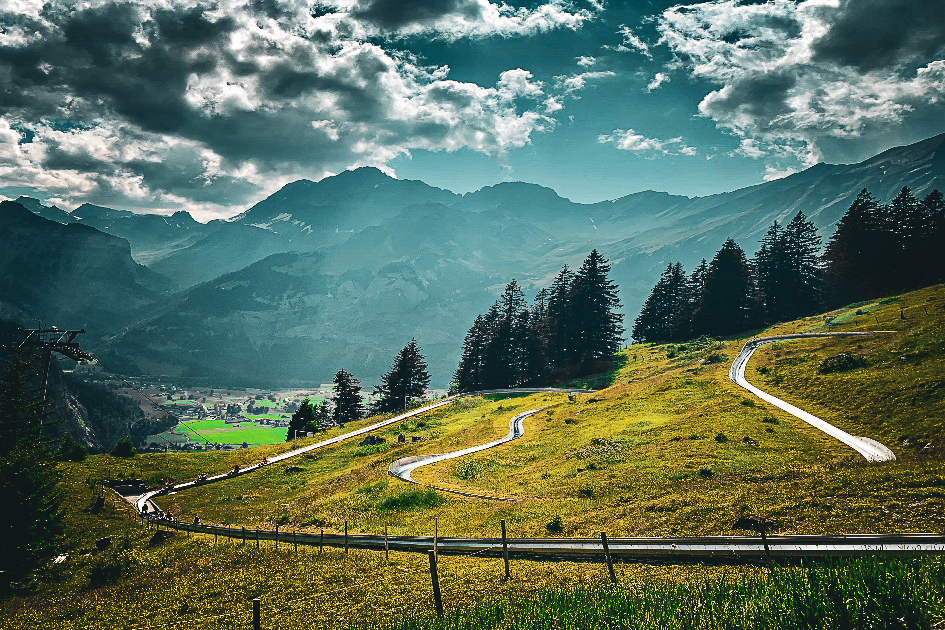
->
[385,522,389,561]
[294,530,298,554]
[275,525,279,549]
[252,597,261,630]
[344,521,348,555]
[428,550,444,618]
[256,528,259,549]
[320,529,324,554]
[601,532,617,584]
[434,518,438,560]
[501,520,510,580]
[242,526,246,545]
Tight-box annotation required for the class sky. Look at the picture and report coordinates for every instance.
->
[0,0,943,221]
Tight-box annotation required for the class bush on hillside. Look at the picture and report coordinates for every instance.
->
[819,353,869,373]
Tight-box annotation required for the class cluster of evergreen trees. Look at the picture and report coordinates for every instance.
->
[453,250,624,392]
[286,339,431,440]
[633,187,945,343]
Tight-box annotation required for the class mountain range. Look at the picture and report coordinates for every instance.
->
[4,132,945,388]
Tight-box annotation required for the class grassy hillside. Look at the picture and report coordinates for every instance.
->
[3,285,944,629]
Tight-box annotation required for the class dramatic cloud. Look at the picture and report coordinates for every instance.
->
[598,129,697,156]
[655,0,945,167]
[341,0,596,38]
[0,0,591,215]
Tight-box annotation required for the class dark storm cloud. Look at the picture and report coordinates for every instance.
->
[0,3,235,133]
[701,71,798,128]
[349,0,484,31]
[812,0,945,73]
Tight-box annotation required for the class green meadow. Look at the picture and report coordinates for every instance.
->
[3,285,944,629]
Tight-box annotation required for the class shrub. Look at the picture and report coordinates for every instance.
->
[819,353,868,373]
[740,399,756,407]
[454,459,482,480]
[377,489,444,511]
[761,416,778,424]
[111,437,136,458]
[57,434,87,462]
[546,516,564,534]
[703,353,726,364]
[87,548,138,589]
[698,468,714,478]
[665,345,678,359]
[715,432,728,443]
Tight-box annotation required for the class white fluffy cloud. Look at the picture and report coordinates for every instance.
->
[656,0,945,168]
[598,129,697,156]
[0,0,593,216]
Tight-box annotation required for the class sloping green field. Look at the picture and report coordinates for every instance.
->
[3,285,944,629]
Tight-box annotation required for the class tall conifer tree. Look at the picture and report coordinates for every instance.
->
[375,339,430,412]
[331,369,363,426]
[570,249,624,362]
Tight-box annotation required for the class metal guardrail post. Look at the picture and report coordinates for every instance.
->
[252,598,261,630]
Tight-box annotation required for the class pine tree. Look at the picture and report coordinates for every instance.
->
[331,369,363,427]
[889,187,925,288]
[754,221,787,323]
[453,315,490,393]
[0,349,64,589]
[544,265,576,369]
[823,189,885,306]
[632,263,686,343]
[375,339,431,412]
[685,259,709,337]
[692,239,756,337]
[922,189,945,285]
[782,211,823,319]
[286,397,316,441]
[570,250,624,362]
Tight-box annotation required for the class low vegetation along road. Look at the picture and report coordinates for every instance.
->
[729,333,896,462]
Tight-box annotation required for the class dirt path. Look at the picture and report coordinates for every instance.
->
[729,333,896,462]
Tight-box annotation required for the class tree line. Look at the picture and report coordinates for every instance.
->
[286,339,431,440]
[633,186,945,343]
[453,249,624,392]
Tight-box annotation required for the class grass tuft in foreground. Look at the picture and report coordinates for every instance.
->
[381,556,945,630]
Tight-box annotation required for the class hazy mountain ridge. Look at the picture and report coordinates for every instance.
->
[10,133,945,387]
[0,200,170,331]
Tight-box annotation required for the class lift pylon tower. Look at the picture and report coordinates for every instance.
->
[15,326,94,401]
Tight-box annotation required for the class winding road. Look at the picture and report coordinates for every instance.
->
[729,333,896,462]
[116,355,945,563]
[388,407,545,499]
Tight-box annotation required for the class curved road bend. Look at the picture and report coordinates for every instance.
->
[729,333,896,462]
[134,397,457,513]
[388,407,545,500]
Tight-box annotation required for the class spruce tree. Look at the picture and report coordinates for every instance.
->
[544,265,576,369]
[692,239,756,337]
[331,369,363,426]
[286,397,316,440]
[570,250,624,362]
[782,211,823,319]
[453,315,490,393]
[633,263,686,343]
[375,339,431,412]
[922,189,945,285]
[823,189,884,306]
